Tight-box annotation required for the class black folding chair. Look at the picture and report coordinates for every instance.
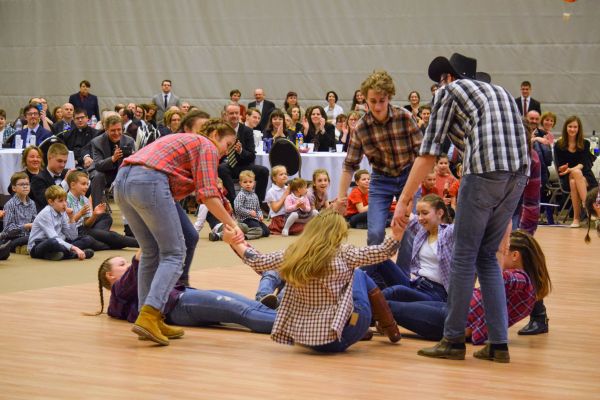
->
[268,139,302,177]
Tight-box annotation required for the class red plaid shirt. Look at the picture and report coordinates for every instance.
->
[467,269,536,345]
[343,105,422,176]
[123,134,221,202]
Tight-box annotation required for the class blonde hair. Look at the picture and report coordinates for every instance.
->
[312,168,330,183]
[288,178,307,193]
[360,70,396,98]
[239,170,255,181]
[45,185,67,201]
[67,170,89,187]
[47,143,69,158]
[279,209,349,287]
[84,257,114,316]
[270,165,287,183]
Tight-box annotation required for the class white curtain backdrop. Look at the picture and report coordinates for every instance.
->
[1,0,598,133]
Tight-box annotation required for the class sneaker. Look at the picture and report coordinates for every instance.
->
[569,221,581,228]
[45,252,65,261]
[417,337,466,360]
[473,343,510,363]
[208,231,221,241]
[15,245,29,255]
[83,249,95,259]
[281,229,289,237]
[259,293,279,310]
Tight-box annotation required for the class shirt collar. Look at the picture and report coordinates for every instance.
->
[365,105,394,126]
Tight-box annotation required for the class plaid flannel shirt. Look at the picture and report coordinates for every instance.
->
[2,195,37,238]
[234,189,262,221]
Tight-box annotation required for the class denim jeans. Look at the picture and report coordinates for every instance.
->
[175,202,199,286]
[361,259,408,290]
[310,269,376,353]
[255,270,285,300]
[367,169,410,245]
[388,300,447,341]
[167,289,276,333]
[114,166,186,313]
[443,171,527,344]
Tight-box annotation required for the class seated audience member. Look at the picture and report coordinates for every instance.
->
[234,170,270,238]
[7,146,44,195]
[51,106,64,125]
[346,169,370,229]
[307,169,331,212]
[69,80,100,121]
[62,109,99,170]
[0,109,17,144]
[334,113,348,143]
[281,178,318,237]
[133,104,147,128]
[247,88,276,132]
[404,90,421,117]
[324,90,344,124]
[553,116,598,227]
[340,111,360,152]
[30,143,71,212]
[304,106,336,152]
[52,103,75,135]
[0,172,37,254]
[89,114,135,208]
[283,91,302,115]
[387,230,551,362]
[157,109,183,136]
[245,108,262,132]
[528,111,555,224]
[286,105,303,134]
[93,250,276,334]
[10,104,52,147]
[263,109,294,142]
[28,185,95,261]
[417,105,431,133]
[143,103,158,128]
[448,163,462,209]
[219,104,269,205]
[266,166,302,236]
[420,171,440,197]
[230,89,246,122]
[350,89,368,115]
[66,171,138,250]
[118,108,139,142]
[434,155,456,205]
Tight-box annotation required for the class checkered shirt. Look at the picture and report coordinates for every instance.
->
[234,189,262,221]
[242,236,400,346]
[421,79,530,176]
[467,269,536,345]
[2,195,37,238]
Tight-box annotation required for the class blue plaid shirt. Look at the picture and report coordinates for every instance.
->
[1,195,37,238]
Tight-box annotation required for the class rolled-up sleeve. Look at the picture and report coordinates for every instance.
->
[193,147,221,202]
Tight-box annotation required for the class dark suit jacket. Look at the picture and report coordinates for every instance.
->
[90,133,135,174]
[152,92,181,125]
[30,169,68,212]
[123,121,139,142]
[69,93,100,119]
[12,126,52,148]
[63,126,99,167]
[515,96,541,116]
[247,100,275,132]
[52,120,76,135]
[231,124,257,168]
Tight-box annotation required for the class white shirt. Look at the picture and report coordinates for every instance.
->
[417,238,442,284]
[265,185,287,218]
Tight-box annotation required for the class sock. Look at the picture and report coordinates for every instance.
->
[283,212,299,232]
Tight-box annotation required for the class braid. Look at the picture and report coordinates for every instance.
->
[584,187,599,244]
[82,257,114,317]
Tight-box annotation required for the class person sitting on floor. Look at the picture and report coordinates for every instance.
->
[346,169,371,229]
[234,170,270,239]
[0,172,37,255]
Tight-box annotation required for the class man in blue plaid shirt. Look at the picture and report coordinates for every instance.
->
[395,53,530,363]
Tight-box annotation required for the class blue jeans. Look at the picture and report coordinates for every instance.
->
[361,259,408,289]
[444,171,527,344]
[367,169,410,245]
[114,165,186,313]
[388,300,447,341]
[310,269,376,353]
[175,202,199,286]
[255,270,285,300]
[167,289,276,333]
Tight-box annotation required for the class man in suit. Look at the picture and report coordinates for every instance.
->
[89,115,135,208]
[151,79,181,125]
[11,104,52,148]
[247,88,275,132]
[30,143,71,211]
[515,80,541,116]
[219,103,269,205]
[52,103,76,135]
[118,108,139,142]
[68,80,100,120]
[62,109,99,169]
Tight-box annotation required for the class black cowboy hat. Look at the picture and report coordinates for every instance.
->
[475,71,491,83]
[428,53,477,82]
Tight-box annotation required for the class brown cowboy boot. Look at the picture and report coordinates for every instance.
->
[368,287,401,343]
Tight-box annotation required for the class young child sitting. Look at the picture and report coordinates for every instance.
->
[266,166,302,235]
[0,172,37,255]
[307,168,331,212]
[234,170,270,238]
[282,178,318,236]
[67,171,138,250]
[223,209,404,353]
[28,185,95,261]
[448,163,462,209]
[434,155,457,206]
[346,169,370,229]
[420,171,441,197]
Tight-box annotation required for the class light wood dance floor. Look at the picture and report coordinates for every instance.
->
[0,224,598,399]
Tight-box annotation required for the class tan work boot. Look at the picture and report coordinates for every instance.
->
[132,305,169,346]
[158,318,184,339]
[418,337,466,360]
[473,343,510,363]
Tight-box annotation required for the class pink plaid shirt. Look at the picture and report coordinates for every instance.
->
[242,236,400,346]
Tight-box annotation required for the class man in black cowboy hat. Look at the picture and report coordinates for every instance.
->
[394,53,530,363]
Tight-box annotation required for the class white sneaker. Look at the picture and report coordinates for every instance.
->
[281,229,289,237]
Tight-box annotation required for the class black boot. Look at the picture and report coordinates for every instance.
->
[518,314,549,335]
[124,224,135,238]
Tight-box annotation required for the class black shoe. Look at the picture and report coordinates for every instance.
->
[0,241,11,260]
[45,252,65,261]
[259,294,279,310]
[83,249,95,259]
[518,316,549,335]
[124,224,135,237]
[208,232,221,242]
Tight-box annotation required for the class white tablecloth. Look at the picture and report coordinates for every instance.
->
[0,149,75,195]
[255,151,370,198]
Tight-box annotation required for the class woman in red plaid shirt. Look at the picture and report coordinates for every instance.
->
[386,230,552,362]
[113,118,245,346]
[223,209,404,353]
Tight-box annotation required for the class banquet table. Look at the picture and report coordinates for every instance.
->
[255,150,370,198]
[0,149,75,195]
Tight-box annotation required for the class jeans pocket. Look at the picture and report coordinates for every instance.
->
[128,181,158,210]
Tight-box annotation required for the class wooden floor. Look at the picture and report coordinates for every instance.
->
[1,226,599,399]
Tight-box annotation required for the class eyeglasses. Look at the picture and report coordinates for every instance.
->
[25,112,40,117]
[74,116,87,120]
[16,183,30,187]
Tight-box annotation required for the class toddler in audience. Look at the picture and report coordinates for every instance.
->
[282,178,318,236]
[307,168,331,212]
[67,171,138,250]
[266,166,302,235]
[0,172,37,255]
[234,170,270,238]
[420,171,441,197]
[346,169,371,229]
[28,185,95,261]
[434,155,456,205]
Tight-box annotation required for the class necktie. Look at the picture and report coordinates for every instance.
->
[164,94,168,109]
[523,98,528,115]
[227,144,238,168]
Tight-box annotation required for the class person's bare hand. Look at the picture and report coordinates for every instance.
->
[333,197,347,214]
[79,204,91,217]
[112,146,123,163]
[71,246,86,260]
[319,117,326,131]
[83,155,93,168]
[93,203,107,215]
[392,199,412,231]
[249,210,257,217]
[234,141,242,154]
